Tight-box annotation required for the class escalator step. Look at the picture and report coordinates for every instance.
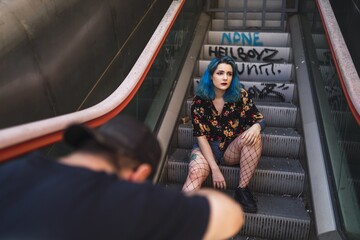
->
[207,31,290,47]
[193,78,295,102]
[177,124,301,158]
[199,60,293,81]
[217,0,284,11]
[211,19,286,31]
[202,44,292,63]
[214,12,283,21]
[186,97,298,128]
[162,183,310,240]
[167,148,305,196]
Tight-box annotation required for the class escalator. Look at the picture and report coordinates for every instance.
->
[1,0,359,239]
[158,1,312,239]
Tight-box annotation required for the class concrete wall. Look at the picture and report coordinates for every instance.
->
[0,0,170,129]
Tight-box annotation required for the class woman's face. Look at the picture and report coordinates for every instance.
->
[211,63,233,93]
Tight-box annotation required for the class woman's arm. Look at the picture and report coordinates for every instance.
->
[197,136,226,189]
[240,89,265,145]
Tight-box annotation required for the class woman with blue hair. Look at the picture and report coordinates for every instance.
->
[182,56,265,213]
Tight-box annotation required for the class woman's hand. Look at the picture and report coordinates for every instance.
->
[241,123,261,146]
[211,167,227,190]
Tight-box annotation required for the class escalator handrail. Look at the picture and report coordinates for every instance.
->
[316,0,360,125]
[0,0,185,162]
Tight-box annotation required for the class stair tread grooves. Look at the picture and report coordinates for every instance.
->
[164,184,310,220]
[169,149,304,174]
[179,123,300,138]
[186,97,298,108]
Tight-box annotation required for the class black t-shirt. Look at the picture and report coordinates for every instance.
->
[0,153,209,240]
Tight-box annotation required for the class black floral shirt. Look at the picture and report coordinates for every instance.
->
[191,88,264,151]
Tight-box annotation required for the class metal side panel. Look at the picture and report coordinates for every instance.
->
[217,0,284,11]
[312,33,329,49]
[177,124,301,158]
[202,45,291,63]
[199,60,293,81]
[290,15,340,239]
[193,78,295,103]
[316,48,331,63]
[168,149,305,196]
[154,12,211,182]
[215,12,283,21]
[207,31,290,47]
[186,98,297,128]
[212,19,286,31]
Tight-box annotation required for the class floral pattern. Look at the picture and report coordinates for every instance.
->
[192,88,264,151]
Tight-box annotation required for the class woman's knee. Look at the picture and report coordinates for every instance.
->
[254,136,262,149]
[188,161,209,178]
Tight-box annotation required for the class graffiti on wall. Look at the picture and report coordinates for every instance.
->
[242,83,290,102]
[221,32,264,46]
[207,46,285,62]
[236,62,283,77]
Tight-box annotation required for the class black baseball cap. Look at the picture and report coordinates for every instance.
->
[63,114,161,169]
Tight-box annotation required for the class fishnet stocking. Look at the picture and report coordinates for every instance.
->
[182,148,211,192]
[224,134,262,188]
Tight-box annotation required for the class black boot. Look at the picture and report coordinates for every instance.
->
[234,187,257,213]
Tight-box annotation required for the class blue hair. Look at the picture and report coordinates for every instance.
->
[195,56,241,102]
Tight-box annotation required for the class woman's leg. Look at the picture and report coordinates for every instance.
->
[223,135,262,188]
[182,148,211,192]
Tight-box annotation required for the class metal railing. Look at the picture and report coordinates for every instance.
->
[0,0,186,162]
[315,0,360,125]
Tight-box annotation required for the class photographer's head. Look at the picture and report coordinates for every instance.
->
[62,114,161,181]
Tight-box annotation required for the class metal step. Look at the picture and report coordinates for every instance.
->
[202,44,291,63]
[217,0,285,11]
[215,12,283,21]
[199,60,293,81]
[167,148,305,196]
[239,193,310,240]
[177,124,301,158]
[163,183,310,240]
[207,31,290,47]
[212,19,285,31]
[193,78,295,103]
[185,97,297,128]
